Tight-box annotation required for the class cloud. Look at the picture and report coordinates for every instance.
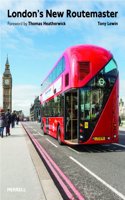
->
[0,78,41,115]
[12,84,41,115]
[1,0,125,36]
[0,0,44,11]
[84,29,125,52]
[0,0,16,11]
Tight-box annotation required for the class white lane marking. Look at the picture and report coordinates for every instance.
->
[113,143,125,148]
[32,132,43,136]
[70,156,125,200]
[46,138,58,148]
[32,133,41,136]
[26,125,43,136]
[68,147,80,154]
[38,132,44,136]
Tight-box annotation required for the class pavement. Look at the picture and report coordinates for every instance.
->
[0,124,63,200]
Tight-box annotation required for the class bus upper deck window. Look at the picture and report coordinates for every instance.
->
[65,73,69,87]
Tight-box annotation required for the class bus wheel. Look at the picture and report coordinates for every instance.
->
[57,126,63,145]
[41,123,43,129]
[43,123,46,135]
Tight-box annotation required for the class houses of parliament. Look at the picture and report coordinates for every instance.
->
[2,57,12,112]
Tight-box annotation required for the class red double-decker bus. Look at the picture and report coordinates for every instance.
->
[40,45,119,145]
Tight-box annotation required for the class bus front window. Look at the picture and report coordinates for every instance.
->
[80,88,103,120]
[80,58,118,122]
[79,58,118,142]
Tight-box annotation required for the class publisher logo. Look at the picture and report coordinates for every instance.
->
[7,187,26,193]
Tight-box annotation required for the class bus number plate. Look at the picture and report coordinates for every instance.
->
[93,137,105,141]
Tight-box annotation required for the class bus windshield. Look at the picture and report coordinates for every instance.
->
[80,59,118,121]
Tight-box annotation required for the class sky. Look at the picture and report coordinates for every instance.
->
[0,0,125,115]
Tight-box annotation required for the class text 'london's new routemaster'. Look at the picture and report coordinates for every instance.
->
[40,45,119,145]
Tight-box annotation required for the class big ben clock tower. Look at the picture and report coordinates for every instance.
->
[2,57,12,112]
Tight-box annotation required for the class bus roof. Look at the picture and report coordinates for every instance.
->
[40,44,112,93]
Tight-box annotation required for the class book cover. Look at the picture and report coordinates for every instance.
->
[0,1,125,200]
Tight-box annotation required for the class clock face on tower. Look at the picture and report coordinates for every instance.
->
[4,79,10,85]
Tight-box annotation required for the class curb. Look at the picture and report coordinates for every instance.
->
[22,123,85,200]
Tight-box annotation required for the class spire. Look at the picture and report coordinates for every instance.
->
[6,55,9,67]
[4,55,11,76]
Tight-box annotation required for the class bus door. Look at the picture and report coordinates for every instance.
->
[65,90,79,142]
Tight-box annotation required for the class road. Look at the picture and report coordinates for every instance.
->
[23,122,125,200]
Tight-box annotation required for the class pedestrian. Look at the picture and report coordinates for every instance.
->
[16,115,19,125]
[119,116,121,126]
[5,109,11,136]
[11,111,17,128]
[0,109,5,138]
